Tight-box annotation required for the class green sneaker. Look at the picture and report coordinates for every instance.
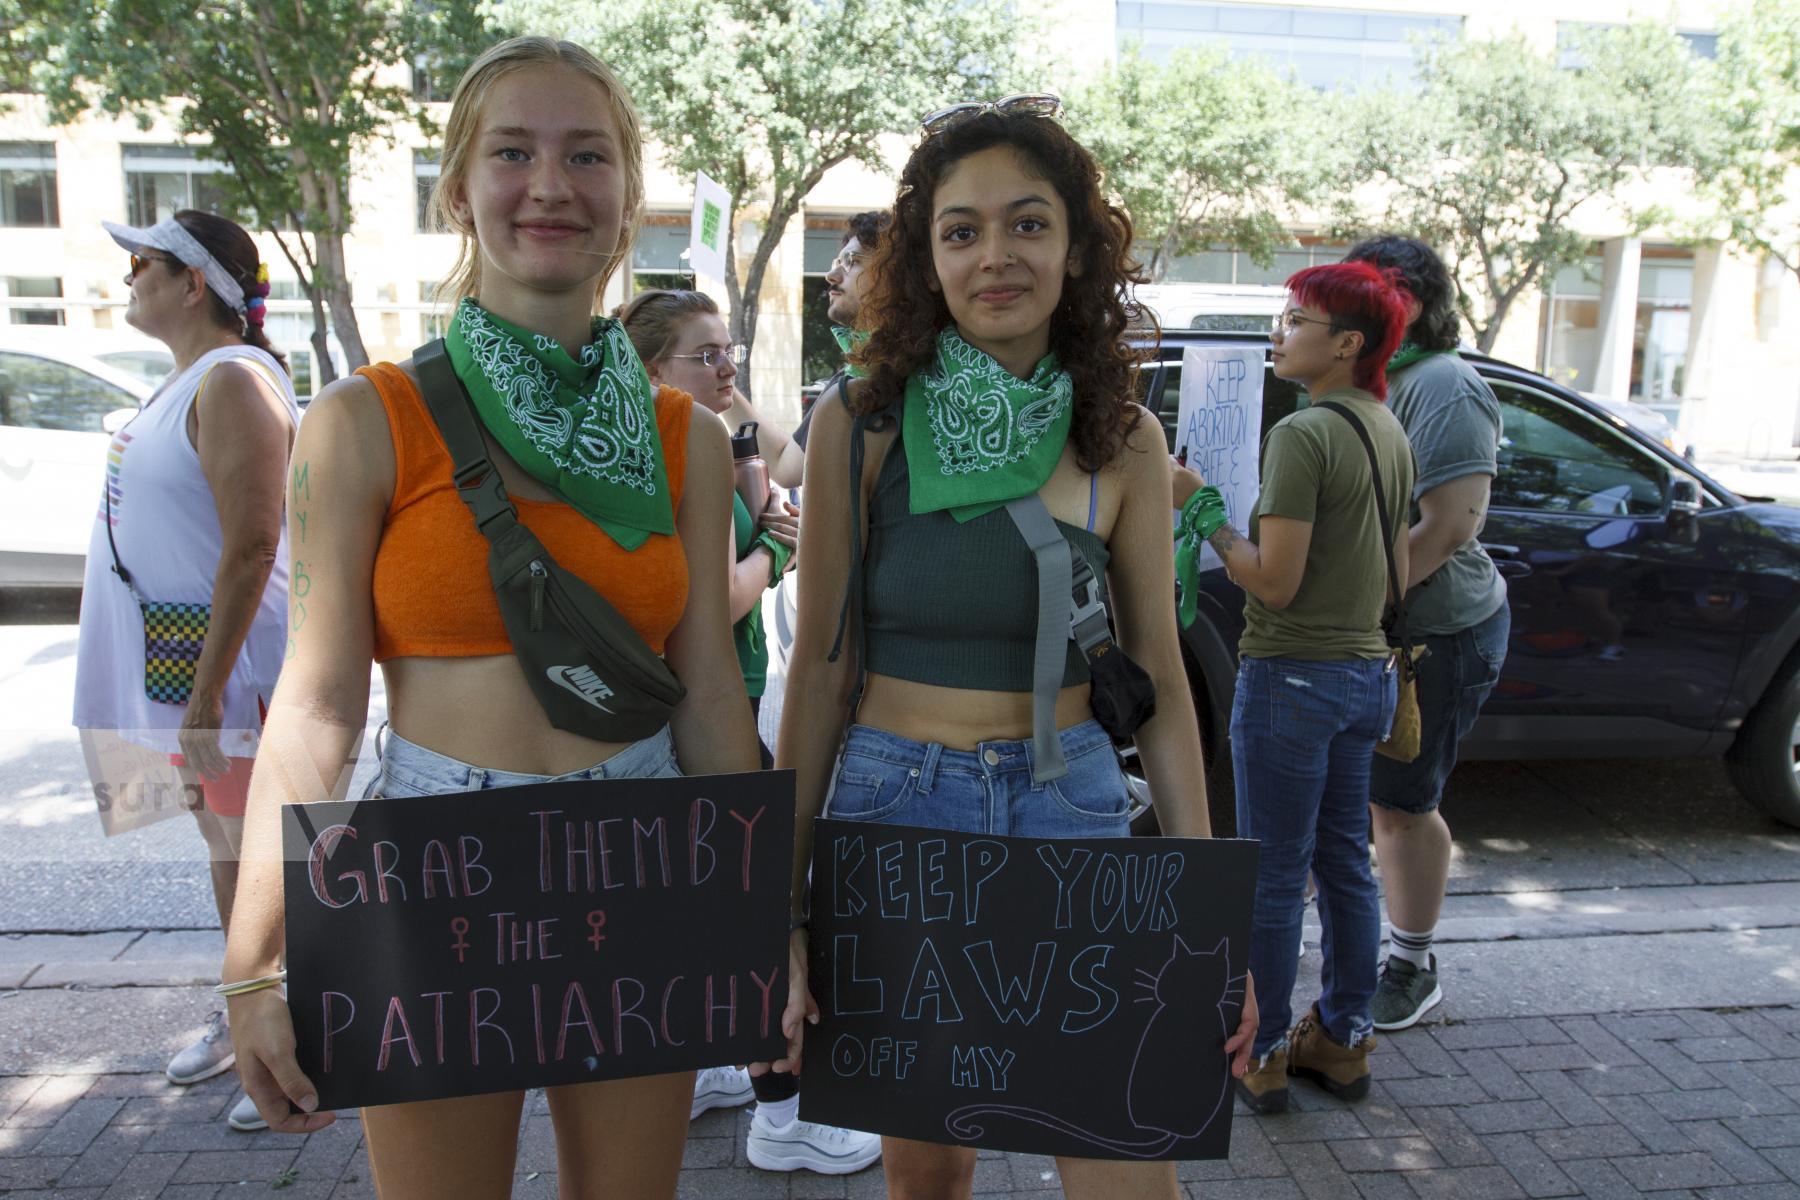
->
[1371,954,1442,1031]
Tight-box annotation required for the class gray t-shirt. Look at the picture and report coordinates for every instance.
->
[1388,353,1508,635]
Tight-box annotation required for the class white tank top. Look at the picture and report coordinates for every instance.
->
[72,345,300,755]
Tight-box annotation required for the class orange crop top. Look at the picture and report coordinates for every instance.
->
[359,362,693,661]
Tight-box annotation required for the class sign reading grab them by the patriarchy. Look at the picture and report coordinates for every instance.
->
[800,819,1258,1160]
[282,771,794,1110]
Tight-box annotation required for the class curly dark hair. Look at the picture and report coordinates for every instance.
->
[841,210,891,251]
[850,111,1151,472]
[1344,235,1462,353]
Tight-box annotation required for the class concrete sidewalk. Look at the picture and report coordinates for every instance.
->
[2,937,1797,1200]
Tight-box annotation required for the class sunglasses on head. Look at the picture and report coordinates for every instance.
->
[918,93,1062,135]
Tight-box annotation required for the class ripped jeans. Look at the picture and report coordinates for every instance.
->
[1231,654,1396,1058]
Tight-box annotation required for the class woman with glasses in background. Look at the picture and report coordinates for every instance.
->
[1180,261,1414,1115]
[774,95,1255,1200]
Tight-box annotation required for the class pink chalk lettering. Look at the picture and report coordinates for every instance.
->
[372,840,407,903]
[612,977,656,1054]
[704,973,739,1043]
[531,809,560,893]
[459,835,491,897]
[632,817,670,888]
[586,910,606,951]
[661,976,686,1047]
[321,991,356,1073]
[469,987,514,1066]
[421,839,457,900]
[449,916,470,964]
[307,825,365,908]
[596,817,624,889]
[421,991,451,1064]
[729,806,765,892]
[377,995,422,1070]
[532,982,547,1065]
[489,912,513,965]
[688,797,717,886]
[749,966,781,1038]
[556,981,604,1061]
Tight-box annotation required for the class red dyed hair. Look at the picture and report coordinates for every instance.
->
[1285,261,1410,400]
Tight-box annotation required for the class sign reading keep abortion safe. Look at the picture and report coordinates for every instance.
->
[800,819,1258,1160]
[282,771,792,1110]
[1174,346,1265,571]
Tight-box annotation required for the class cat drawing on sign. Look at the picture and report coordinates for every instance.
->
[944,935,1245,1158]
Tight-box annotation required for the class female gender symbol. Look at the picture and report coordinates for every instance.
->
[450,917,470,963]
[586,910,606,951]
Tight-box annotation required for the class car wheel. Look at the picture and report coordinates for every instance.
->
[1120,655,1239,839]
[1726,662,1800,828]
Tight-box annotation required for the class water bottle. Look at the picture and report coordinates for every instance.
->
[731,421,770,517]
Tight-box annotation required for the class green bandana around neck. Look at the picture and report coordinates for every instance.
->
[902,327,1074,522]
[444,299,673,550]
[830,325,868,379]
[1388,341,1457,374]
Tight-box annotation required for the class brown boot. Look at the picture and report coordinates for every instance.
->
[1287,1004,1375,1101]
[1234,1044,1289,1114]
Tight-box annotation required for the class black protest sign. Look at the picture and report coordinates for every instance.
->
[282,770,793,1110]
[799,820,1257,1160]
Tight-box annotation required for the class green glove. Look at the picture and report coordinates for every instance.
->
[1174,486,1229,628]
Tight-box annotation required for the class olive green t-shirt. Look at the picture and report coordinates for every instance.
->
[1239,388,1416,661]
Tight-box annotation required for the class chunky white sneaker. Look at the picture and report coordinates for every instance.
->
[166,1011,235,1085]
[690,1066,754,1118]
[746,1109,882,1174]
[227,1092,268,1132]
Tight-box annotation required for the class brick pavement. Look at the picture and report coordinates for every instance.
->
[2,1006,1797,1198]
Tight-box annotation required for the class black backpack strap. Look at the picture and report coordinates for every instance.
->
[413,340,520,536]
[1316,400,1410,654]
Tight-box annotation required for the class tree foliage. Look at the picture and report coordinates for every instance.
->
[1342,26,1708,352]
[1703,0,1800,284]
[1067,44,1328,281]
[20,0,493,378]
[506,0,1023,397]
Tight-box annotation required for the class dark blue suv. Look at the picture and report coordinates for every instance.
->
[1141,331,1800,835]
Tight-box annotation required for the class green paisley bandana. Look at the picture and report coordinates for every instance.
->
[445,299,673,550]
[902,327,1074,522]
[830,325,868,378]
[1388,342,1457,374]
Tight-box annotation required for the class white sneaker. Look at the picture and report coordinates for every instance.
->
[227,1092,268,1132]
[690,1066,754,1118]
[746,1109,882,1174]
[166,1011,235,1085]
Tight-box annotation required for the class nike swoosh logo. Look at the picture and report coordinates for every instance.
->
[546,665,617,713]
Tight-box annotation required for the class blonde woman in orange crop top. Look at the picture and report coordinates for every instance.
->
[220,38,760,1200]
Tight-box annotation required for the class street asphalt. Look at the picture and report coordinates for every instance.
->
[2,607,1798,1197]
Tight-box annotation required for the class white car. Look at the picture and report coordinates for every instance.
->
[0,343,155,589]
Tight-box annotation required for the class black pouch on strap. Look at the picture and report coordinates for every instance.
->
[413,340,685,742]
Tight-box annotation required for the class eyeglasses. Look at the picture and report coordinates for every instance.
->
[129,252,178,279]
[1271,310,1336,337]
[829,252,866,275]
[919,93,1063,135]
[666,344,747,368]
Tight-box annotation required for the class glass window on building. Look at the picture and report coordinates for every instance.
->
[0,143,58,227]
[420,279,452,341]
[415,150,441,232]
[1557,22,1718,68]
[1116,2,1462,88]
[123,145,236,226]
[631,216,693,295]
[1634,251,1693,414]
[1156,242,1348,286]
[2,276,64,325]
[1541,255,1605,394]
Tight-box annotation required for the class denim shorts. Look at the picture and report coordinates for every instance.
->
[1370,603,1510,814]
[825,719,1130,838]
[366,724,682,799]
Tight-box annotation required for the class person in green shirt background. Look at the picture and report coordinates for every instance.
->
[1180,261,1415,1115]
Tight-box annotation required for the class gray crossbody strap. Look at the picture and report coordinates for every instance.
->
[1004,494,1072,784]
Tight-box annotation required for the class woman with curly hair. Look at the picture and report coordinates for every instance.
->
[771,98,1256,1200]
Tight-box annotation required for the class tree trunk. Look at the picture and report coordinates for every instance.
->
[722,231,750,399]
[314,233,368,372]
[1474,293,1511,354]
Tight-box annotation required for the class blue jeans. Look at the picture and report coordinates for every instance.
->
[1371,603,1510,814]
[826,719,1131,838]
[1231,656,1396,1057]
[366,724,682,799]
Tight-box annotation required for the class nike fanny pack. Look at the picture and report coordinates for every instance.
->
[414,341,686,743]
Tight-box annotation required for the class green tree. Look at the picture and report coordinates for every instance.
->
[1342,25,1709,352]
[1703,0,1800,285]
[1067,44,1327,281]
[21,0,494,380]
[507,0,1023,398]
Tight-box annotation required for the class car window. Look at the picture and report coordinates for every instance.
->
[1490,381,1663,516]
[96,349,176,388]
[0,352,140,433]
[1139,353,1300,453]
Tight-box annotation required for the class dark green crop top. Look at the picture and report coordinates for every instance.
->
[860,417,1110,691]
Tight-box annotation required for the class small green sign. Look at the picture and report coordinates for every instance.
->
[700,200,722,250]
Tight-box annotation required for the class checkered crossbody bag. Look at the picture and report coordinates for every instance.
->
[104,482,212,706]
